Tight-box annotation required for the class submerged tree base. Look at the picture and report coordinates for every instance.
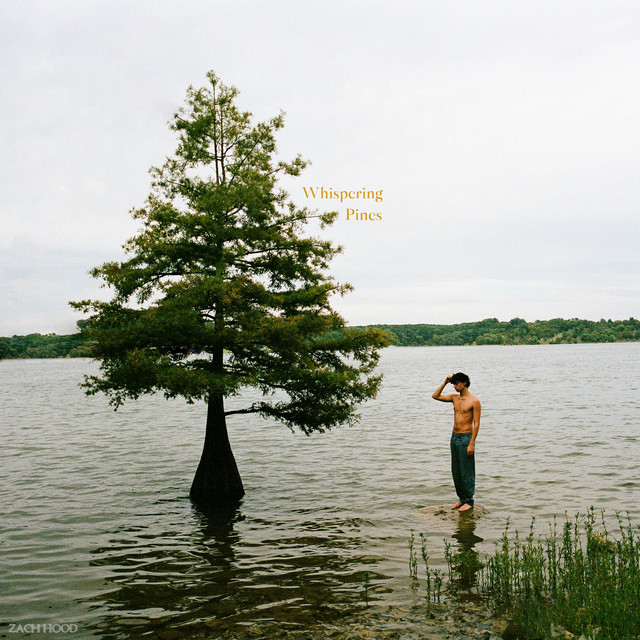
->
[188,396,245,507]
[189,462,245,507]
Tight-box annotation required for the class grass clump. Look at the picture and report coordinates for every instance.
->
[444,539,485,587]
[408,529,444,604]
[479,508,640,639]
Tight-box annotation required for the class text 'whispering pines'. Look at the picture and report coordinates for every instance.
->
[302,187,383,221]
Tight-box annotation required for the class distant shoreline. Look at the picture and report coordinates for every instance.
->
[1,317,638,359]
[357,317,639,347]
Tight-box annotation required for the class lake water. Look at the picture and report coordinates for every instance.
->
[2,344,639,638]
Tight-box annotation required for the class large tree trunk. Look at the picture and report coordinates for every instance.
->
[189,394,245,506]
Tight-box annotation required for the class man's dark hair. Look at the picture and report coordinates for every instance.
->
[451,372,470,388]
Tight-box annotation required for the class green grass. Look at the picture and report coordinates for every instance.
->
[409,529,444,604]
[409,509,640,638]
[478,508,640,639]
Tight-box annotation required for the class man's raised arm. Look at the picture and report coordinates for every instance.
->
[432,375,453,402]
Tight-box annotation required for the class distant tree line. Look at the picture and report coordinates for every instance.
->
[0,321,93,359]
[1,317,639,359]
[365,317,640,346]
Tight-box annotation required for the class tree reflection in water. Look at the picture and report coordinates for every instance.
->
[83,499,382,638]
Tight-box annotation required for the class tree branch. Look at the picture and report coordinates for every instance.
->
[225,407,261,416]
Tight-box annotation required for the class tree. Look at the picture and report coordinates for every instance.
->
[71,71,389,507]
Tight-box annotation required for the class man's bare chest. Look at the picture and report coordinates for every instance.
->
[453,397,473,414]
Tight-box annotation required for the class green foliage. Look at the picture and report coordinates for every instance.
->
[69,70,388,434]
[3,316,638,360]
[408,530,444,604]
[478,509,640,640]
[364,317,640,347]
[0,330,88,359]
[408,510,640,638]
[444,539,485,586]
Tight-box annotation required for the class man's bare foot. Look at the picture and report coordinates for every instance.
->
[451,501,463,510]
[458,503,473,512]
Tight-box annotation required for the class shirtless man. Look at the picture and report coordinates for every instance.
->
[432,372,481,512]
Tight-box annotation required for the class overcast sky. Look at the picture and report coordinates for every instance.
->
[1,0,639,335]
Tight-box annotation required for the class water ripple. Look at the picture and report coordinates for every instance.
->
[2,344,639,637]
